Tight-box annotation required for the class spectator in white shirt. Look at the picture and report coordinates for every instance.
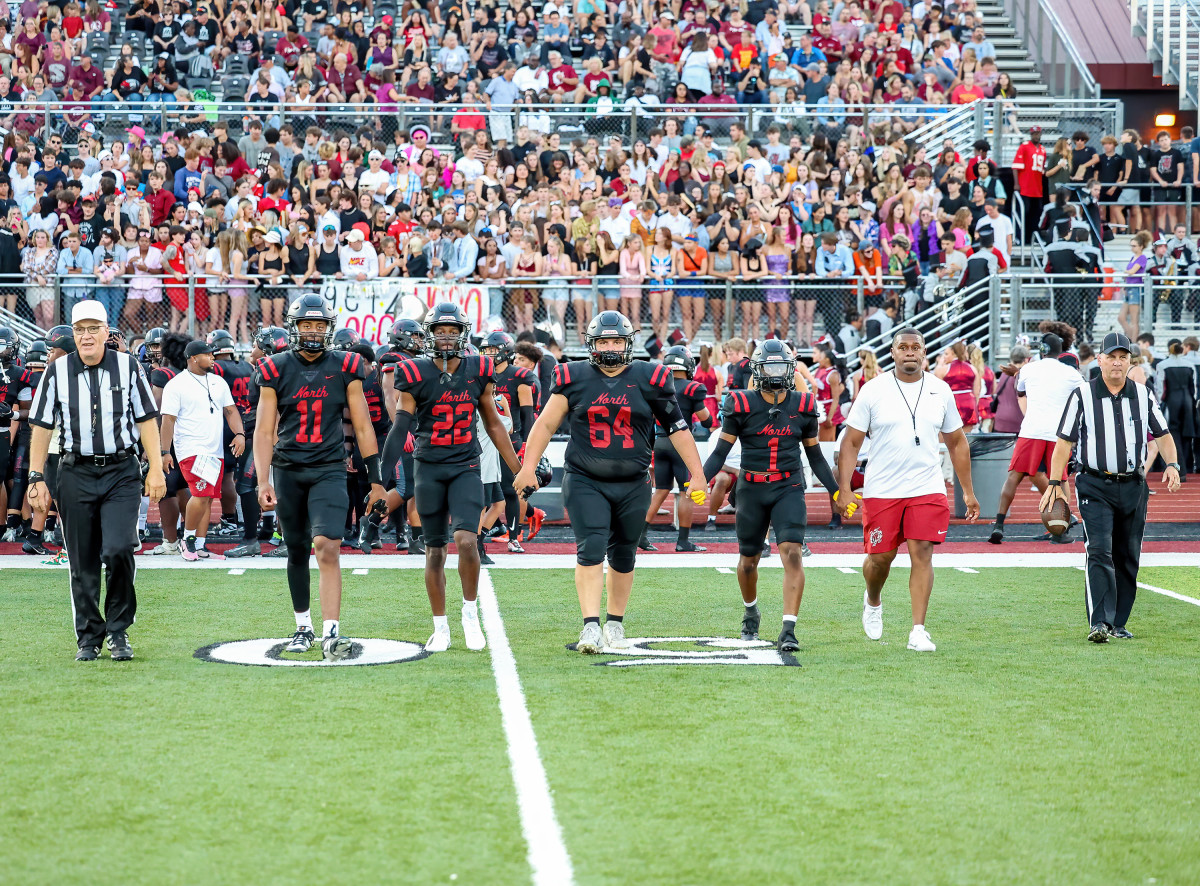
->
[598,196,631,248]
[358,150,392,203]
[975,198,1015,264]
[339,229,379,280]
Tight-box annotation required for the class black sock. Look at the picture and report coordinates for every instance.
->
[678,525,690,544]
[368,510,386,527]
[583,616,601,626]
[222,512,237,525]
[45,515,57,532]
[6,514,19,529]
[525,501,535,518]
[995,513,1006,527]
[21,518,32,533]
[606,613,623,623]
[260,514,275,539]
[412,526,422,541]
[240,491,260,543]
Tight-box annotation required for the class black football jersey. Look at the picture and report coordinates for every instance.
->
[552,359,685,480]
[0,363,33,428]
[213,358,254,418]
[255,349,369,467]
[721,389,820,475]
[493,362,537,437]
[656,376,707,436]
[149,364,178,390]
[729,357,752,391]
[392,354,494,466]
[362,368,390,437]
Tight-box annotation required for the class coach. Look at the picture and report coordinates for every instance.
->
[1042,332,1181,643]
[26,301,166,662]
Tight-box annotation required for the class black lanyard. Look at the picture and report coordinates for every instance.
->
[893,372,926,446]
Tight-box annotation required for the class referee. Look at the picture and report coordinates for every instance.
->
[27,301,166,662]
[1042,332,1182,643]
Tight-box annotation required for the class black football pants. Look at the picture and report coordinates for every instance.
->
[1077,473,1148,630]
[57,456,142,649]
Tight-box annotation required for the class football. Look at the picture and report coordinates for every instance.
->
[1041,496,1072,537]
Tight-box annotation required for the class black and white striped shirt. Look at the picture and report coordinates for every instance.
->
[28,348,159,456]
[1056,376,1170,474]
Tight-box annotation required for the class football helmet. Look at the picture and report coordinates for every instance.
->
[388,317,426,355]
[424,302,470,359]
[482,330,516,364]
[585,311,635,368]
[285,294,337,353]
[662,345,696,379]
[750,339,796,391]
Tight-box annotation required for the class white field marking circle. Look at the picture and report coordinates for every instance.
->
[584,637,798,667]
[194,637,429,667]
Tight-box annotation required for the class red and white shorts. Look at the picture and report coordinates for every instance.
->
[861,493,950,554]
[1007,437,1067,480]
[179,455,224,498]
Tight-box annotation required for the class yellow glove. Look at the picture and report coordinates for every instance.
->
[833,490,862,518]
[685,481,708,506]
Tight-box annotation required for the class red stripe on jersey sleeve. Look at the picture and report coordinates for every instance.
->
[553,363,566,388]
[261,358,278,380]
[341,351,352,373]
[399,359,417,385]
[350,353,362,375]
[563,362,572,385]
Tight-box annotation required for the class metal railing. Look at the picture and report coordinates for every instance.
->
[1011,270,1200,339]
[1130,0,1200,110]
[1003,0,1102,99]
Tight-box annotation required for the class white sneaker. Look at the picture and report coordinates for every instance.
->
[462,606,486,650]
[577,622,603,654]
[425,626,452,653]
[322,633,352,661]
[907,625,936,652]
[601,620,628,649]
[147,540,180,556]
[862,591,883,641]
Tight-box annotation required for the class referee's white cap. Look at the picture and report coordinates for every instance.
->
[71,300,108,326]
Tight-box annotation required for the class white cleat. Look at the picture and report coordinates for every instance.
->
[321,634,352,661]
[862,591,883,641]
[462,606,486,650]
[577,622,603,654]
[601,620,629,649]
[907,625,936,652]
[425,626,452,653]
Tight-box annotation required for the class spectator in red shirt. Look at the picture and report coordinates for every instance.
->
[545,50,579,103]
[275,26,310,71]
[325,52,366,103]
[1010,125,1047,244]
[812,20,843,62]
[950,72,987,104]
[146,171,176,227]
[69,54,106,99]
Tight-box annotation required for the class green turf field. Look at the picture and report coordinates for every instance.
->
[3,565,1199,885]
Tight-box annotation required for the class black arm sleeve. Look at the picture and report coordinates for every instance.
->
[702,433,734,480]
[649,394,688,435]
[380,409,413,491]
[518,403,536,441]
[804,441,839,495]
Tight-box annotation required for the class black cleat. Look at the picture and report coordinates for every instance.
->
[637,532,657,552]
[740,604,761,641]
[22,540,49,555]
[358,519,381,555]
[702,519,718,532]
[1111,627,1134,639]
[266,543,290,558]
[762,540,772,555]
[226,541,261,558]
[341,532,359,548]
[676,539,706,552]
[75,645,100,661]
[801,543,813,557]
[827,514,843,530]
[407,531,425,555]
[777,624,800,652]
[1088,624,1111,643]
[106,631,133,661]
[395,529,409,550]
[1049,530,1074,545]
[479,548,495,565]
[988,524,1004,544]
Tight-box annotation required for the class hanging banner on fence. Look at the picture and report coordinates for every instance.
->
[319,279,489,345]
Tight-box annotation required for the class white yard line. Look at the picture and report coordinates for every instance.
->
[716,567,733,574]
[837,566,858,574]
[6,553,1200,570]
[955,567,980,574]
[352,568,369,575]
[227,568,245,575]
[477,570,575,886]
[1137,581,1200,608]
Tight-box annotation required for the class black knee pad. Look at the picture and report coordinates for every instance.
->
[576,533,608,567]
[607,544,637,574]
[738,540,765,557]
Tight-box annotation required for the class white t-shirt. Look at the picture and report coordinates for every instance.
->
[845,370,963,499]
[160,370,234,461]
[976,212,1015,261]
[477,400,511,484]
[358,168,392,200]
[1016,356,1084,441]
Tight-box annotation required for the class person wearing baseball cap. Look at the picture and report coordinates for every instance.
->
[1041,329,1182,643]
[1011,124,1047,244]
[26,300,166,661]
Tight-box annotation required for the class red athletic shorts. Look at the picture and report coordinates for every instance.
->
[1007,437,1066,479]
[178,455,224,498]
[861,493,950,554]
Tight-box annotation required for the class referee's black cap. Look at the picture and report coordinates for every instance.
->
[1101,332,1132,355]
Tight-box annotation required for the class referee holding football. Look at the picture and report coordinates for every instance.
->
[1041,332,1181,644]
[27,301,166,662]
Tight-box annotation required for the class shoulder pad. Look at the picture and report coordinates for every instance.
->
[475,355,495,379]
[393,356,423,385]
[515,366,534,384]
[257,354,283,381]
[795,391,818,414]
[683,380,707,399]
[648,361,672,389]
[552,361,575,389]
[725,391,753,413]
[340,350,364,377]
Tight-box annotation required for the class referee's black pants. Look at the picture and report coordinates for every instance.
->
[58,456,143,649]
[1077,473,1148,630]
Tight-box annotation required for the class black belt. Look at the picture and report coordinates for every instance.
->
[62,448,136,467]
[1080,467,1141,483]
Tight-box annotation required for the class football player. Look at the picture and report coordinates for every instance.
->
[0,326,34,541]
[481,330,544,549]
[640,345,713,553]
[142,329,193,556]
[254,295,386,660]
[363,317,426,554]
[209,329,254,538]
[701,340,855,652]
[514,312,708,654]
[227,326,289,558]
[381,303,521,652]
[16,339,51,554]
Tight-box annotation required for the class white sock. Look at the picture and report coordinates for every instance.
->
[783,614,797,624]
[295,610,312,631]
[196,536,206,549]
[912,624,924,632]
[865,591,881,609]
[433,615,449,633]
[462,599,478,617]
[744,597,757,608]
[706,514,716,523]
[324,618,339,638]
[184,529,197,540]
